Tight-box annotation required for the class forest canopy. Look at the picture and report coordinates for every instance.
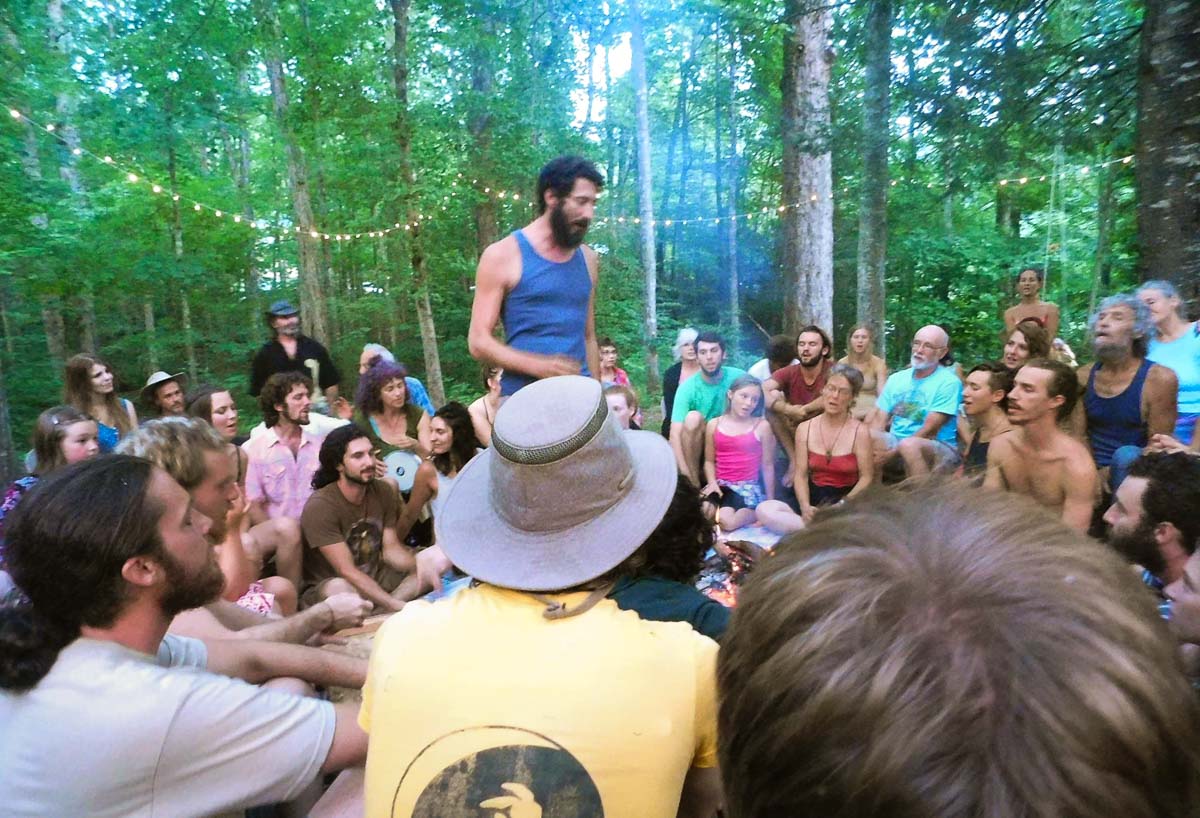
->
[1,0,1197,479]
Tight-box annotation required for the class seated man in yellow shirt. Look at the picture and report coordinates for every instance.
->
[359,375,723,817]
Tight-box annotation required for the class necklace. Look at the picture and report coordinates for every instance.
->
[819,415,849,465]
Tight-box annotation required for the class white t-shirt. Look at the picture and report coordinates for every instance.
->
[747,357,799,382]
[0,635,335,817]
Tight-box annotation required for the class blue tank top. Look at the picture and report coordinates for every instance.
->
[1085,358,1152,467]
[500,230,591,396]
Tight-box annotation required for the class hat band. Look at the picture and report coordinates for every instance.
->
[491,394,608,465]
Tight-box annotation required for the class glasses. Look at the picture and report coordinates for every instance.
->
[911,341,944,352]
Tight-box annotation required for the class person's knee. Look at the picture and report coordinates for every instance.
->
[260,576,297,613]
[1109,445,1142,490]
[683,411,705,433]
[270,517,302,553]
[263,676,315,697]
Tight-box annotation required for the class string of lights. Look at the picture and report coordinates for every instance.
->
[8,103,1136,241]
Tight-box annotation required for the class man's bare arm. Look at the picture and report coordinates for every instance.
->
[670,421,690,477]
[468,239,579,379]
[323,702,369,774]
[911,411,952,441]
[1145,364,1179,438]
[1070,366,1091,442]
[583,245,601,381]
[1061,454,1099,533]
[204,639,368,689]
[185,596,367,644]
[319,542,405,612]
[983,436,1011,491]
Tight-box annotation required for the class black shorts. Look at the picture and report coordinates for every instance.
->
[703,489,749,512]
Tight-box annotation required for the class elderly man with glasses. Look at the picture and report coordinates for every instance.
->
[869,324,963,478]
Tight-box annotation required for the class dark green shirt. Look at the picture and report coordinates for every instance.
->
[609,575,730,641]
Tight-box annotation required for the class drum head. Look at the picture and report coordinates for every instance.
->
[383,450,421,491]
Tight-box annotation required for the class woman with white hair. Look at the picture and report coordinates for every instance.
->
[1140,281,1200,447]
[659,327,699,438]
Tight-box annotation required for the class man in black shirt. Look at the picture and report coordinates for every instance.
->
[250,300,341,410]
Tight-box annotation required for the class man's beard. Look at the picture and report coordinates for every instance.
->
[911,355,936,372]
[1107,519,1165,578]
[549,203,589,249]
[1094,340,1129,364]
[343,470,375,487]
[158,545,227,617]
[799,352,822,369]
[278,323,301,338]
[287,409,310,426]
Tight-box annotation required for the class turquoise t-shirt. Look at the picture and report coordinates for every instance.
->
[671,367,747,423]
[876,365,961,445]
[1148,323,1200,444]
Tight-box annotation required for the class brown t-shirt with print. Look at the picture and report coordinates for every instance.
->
[300,480,402,591]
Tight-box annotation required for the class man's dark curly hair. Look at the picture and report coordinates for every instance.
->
[608,476,714,584]
[259,372,313,428]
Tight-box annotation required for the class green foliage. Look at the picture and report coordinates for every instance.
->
[0,0,1150,455]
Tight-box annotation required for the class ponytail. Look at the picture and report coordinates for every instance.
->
[0,603,78,692]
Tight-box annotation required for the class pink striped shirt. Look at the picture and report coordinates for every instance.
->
[243,428,324,520]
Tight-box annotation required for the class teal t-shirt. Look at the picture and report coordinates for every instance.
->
[876,365,961,445]
[671,367,747,423]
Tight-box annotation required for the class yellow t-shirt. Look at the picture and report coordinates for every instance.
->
[359,583,719,818]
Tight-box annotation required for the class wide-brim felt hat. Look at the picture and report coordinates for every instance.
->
[435,375,678,592]
[140,371,187,404]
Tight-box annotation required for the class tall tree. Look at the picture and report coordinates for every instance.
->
[629,0,660,393]
[855,0,890,354]
[261,0,331,346]
[780,0,834,335]
[1135,0,1200,307]
[390,0,446,405]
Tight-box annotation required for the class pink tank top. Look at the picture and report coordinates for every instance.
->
[714,421,762,483]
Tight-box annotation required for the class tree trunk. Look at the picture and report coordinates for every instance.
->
[780,0,834,335]
[469,22,499,257]
[180,293,198,381]
[1090,162,1115,316]
[233,72,262,315]
[0,286,14,357]
[1135,0,1200,310]
[144,299,159,371]
[855,0,890,355]
[722,28,741,345]
[42,301,66,368]
[168,140,199,381]
[629,0,660,394]
[262,0,331,345]
[75,293,97,353]
[390,0,446,405]
[604,44,618,189]
[0,354,17,484]
[656,62,684,279]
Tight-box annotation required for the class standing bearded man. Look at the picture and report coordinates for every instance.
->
[468,156,603,397]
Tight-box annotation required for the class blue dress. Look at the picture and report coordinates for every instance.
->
[96,398,133,453]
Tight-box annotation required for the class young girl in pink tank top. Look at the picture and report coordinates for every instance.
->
[702,375,805,534]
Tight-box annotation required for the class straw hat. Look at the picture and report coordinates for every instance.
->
[435,375,678,592]
[140,371,187,405]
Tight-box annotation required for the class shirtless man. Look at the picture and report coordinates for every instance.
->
[1004,267,1060,340]
[986,358,1098,532]
[468,155,602,397]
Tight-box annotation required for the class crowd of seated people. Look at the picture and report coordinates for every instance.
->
[1,263,1198,815]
